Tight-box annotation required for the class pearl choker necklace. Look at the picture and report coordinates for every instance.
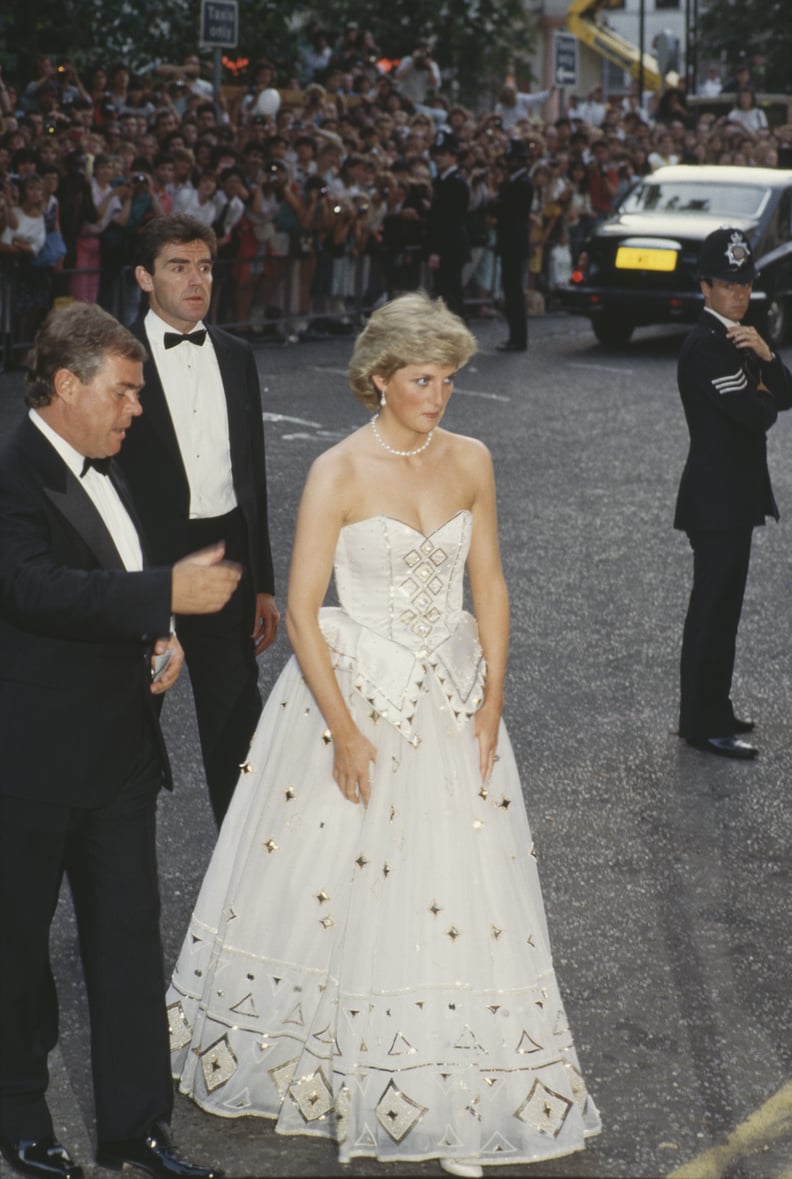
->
[370,415,434,457]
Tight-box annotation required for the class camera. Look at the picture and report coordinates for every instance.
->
[133,173,148,184]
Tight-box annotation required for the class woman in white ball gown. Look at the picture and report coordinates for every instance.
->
[167,292,601,1176]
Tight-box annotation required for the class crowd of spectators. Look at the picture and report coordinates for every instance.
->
[1,23,790,354]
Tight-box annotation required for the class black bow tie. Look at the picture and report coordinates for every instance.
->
[81,456,112,477]
[163,329,207,349]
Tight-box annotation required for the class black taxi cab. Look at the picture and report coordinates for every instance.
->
[560,165,792,347]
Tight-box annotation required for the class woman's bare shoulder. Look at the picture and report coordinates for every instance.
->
[304,426,371,492]
[441,429,494,467]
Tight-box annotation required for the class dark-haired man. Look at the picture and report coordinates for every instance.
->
[0,302,236,1179]
[119,213,279,823]
[675,227,792,758]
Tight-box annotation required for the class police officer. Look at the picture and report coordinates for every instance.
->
[675,227,792,758]
[425,129,470,319]
[492,138,534,352]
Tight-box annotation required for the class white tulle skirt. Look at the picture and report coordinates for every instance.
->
[167,653,601,1166]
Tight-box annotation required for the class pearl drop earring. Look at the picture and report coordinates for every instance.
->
[379,388,387,407]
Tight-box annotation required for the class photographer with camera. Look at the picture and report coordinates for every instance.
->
[111,160,165,322]
[289,173,334,335]
[240,159,294,334]
[394,39,442,107]
[21,57,86,115]
[153,53,216,118]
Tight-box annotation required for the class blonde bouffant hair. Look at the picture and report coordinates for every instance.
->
[348,291,478,411]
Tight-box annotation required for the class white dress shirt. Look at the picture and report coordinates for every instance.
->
[704,307,739,330]
[30,410,143,572]
[145,308,237,519]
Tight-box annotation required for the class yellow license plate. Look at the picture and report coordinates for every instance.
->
[615,246,677,272]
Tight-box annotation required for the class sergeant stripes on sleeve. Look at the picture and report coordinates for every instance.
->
[712,367,748,394]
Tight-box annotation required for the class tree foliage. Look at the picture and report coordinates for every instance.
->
[4,0,535,107]
[698,0,792,93]
[305,0,537,103]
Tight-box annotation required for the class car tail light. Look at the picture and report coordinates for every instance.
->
[571,250,589,285]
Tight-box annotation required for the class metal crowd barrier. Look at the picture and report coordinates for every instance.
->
[0,242,558,372]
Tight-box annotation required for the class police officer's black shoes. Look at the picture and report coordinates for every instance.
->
[686,735,758,760]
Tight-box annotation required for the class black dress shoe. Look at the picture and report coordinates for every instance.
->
[730,717,755,734]
[1,1139,84,1179]
[686,735,758,760]
[496,341,527,352]
[96,1123,222,1179]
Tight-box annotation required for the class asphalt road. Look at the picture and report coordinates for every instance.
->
[2,310,792,1179]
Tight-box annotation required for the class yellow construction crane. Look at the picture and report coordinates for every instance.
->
[567,0,664,91]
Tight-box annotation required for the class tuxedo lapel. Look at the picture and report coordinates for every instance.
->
[137,330,186,473]
[19,419,127,571]
[44,480,127,570]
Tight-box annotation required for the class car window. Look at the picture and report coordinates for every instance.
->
[760,191,792,253]
[779,191,792,243]
[621,180,770,219]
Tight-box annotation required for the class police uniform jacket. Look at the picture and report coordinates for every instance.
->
[674,309,792,533]
[425,166,470,265]
[492,166,534,258]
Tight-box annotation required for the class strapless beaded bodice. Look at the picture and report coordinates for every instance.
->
[318,511,485,742]
[334,511,471,652]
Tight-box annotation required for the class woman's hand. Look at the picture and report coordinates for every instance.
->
[331,727,377,807]
[474,697,502,783]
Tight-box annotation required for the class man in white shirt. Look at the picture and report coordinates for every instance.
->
[0,302,237,1179]
[495,82,556,132]
[394,40,442,106]
[578,84,608,127]
[119,214,280,824]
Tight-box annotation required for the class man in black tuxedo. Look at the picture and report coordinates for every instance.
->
[492,138,534,353]
[425,129,470,319]
[0,303,239,1179]
[117,214,280,825]
[675,227,792,759]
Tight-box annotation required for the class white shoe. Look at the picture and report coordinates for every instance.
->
[440,1160,483,1179]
